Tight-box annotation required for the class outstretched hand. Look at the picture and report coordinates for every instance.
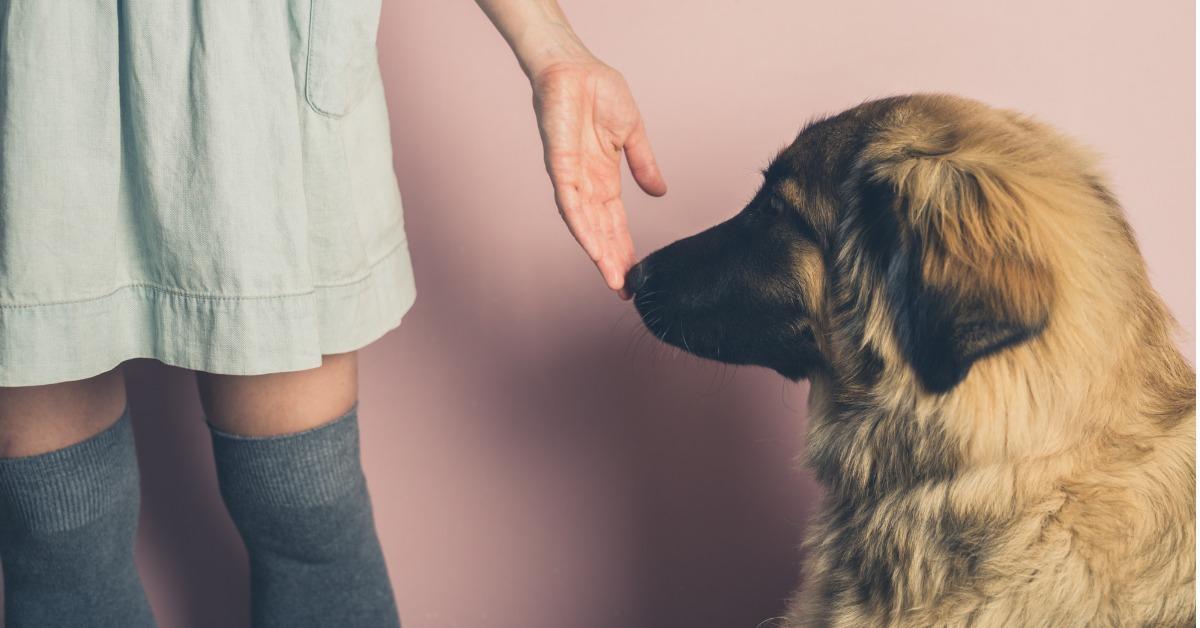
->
[530,59,666,299]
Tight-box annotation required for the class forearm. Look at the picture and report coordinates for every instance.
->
[474,0,596,78]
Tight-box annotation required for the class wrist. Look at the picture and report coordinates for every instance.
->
[513,24,596,80]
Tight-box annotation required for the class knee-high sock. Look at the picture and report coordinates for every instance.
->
[208,405,400,628]
[0,408,155,628]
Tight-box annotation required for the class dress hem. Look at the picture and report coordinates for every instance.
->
[0,239,417,387]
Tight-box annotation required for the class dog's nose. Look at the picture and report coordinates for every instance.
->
[625,262,650,295]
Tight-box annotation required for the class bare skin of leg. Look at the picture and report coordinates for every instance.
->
[196,352,358,436]
[0,367,128,458]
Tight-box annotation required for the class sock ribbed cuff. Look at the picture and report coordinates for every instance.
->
[207,404,366,510]
[0,408,140,535]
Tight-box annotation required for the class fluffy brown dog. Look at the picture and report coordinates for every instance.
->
[627,94,1195,627]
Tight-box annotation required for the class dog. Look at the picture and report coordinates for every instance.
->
[627,94,1195,627]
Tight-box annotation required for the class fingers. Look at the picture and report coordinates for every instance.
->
[608,198,637,279]
[624,121,667,197]
[596,254,630,294]
[554,182,602,263]
[594,198,636,293]
[557,184,635,295]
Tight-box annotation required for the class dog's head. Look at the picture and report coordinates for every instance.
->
[629,95,1093,394]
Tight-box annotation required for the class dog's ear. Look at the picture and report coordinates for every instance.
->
[852,114,1054,393]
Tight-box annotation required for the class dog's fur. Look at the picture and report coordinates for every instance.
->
[628,94,1195,627]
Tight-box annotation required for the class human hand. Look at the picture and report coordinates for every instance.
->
[530,58,666,299]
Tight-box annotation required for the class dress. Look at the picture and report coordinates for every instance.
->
[0,0,417,386]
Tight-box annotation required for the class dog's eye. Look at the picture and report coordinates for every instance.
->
[740,195,785,233]
[760,193,789,217]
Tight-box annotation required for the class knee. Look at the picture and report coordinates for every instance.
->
[0,409,140,540]
[228,480,377,563]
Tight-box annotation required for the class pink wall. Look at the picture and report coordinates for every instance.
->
[41,2,1198,627]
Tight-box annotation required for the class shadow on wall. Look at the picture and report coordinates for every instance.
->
[350,200,820,627]
[506,331,821,628]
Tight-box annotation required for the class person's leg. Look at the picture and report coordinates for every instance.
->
[0,367,155,628]
[196,352,400,628]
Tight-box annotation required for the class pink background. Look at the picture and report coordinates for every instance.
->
[10,2,1196,627]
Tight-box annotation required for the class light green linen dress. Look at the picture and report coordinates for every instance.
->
[0,0,417,386]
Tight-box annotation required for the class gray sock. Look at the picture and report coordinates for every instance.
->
[208,405,400,628]
[0,408,156,628]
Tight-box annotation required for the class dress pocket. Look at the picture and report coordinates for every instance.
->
[305,0,383,118]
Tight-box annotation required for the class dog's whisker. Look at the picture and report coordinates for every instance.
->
[725,364,740,390]
[705,358,721,394]
[632,325,654,360]
[623,325,642,359]
[780,379,801,414]
[650,322,671,368]
[607,309,633,336]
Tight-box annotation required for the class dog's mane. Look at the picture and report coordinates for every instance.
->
[788,94,1195,626]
